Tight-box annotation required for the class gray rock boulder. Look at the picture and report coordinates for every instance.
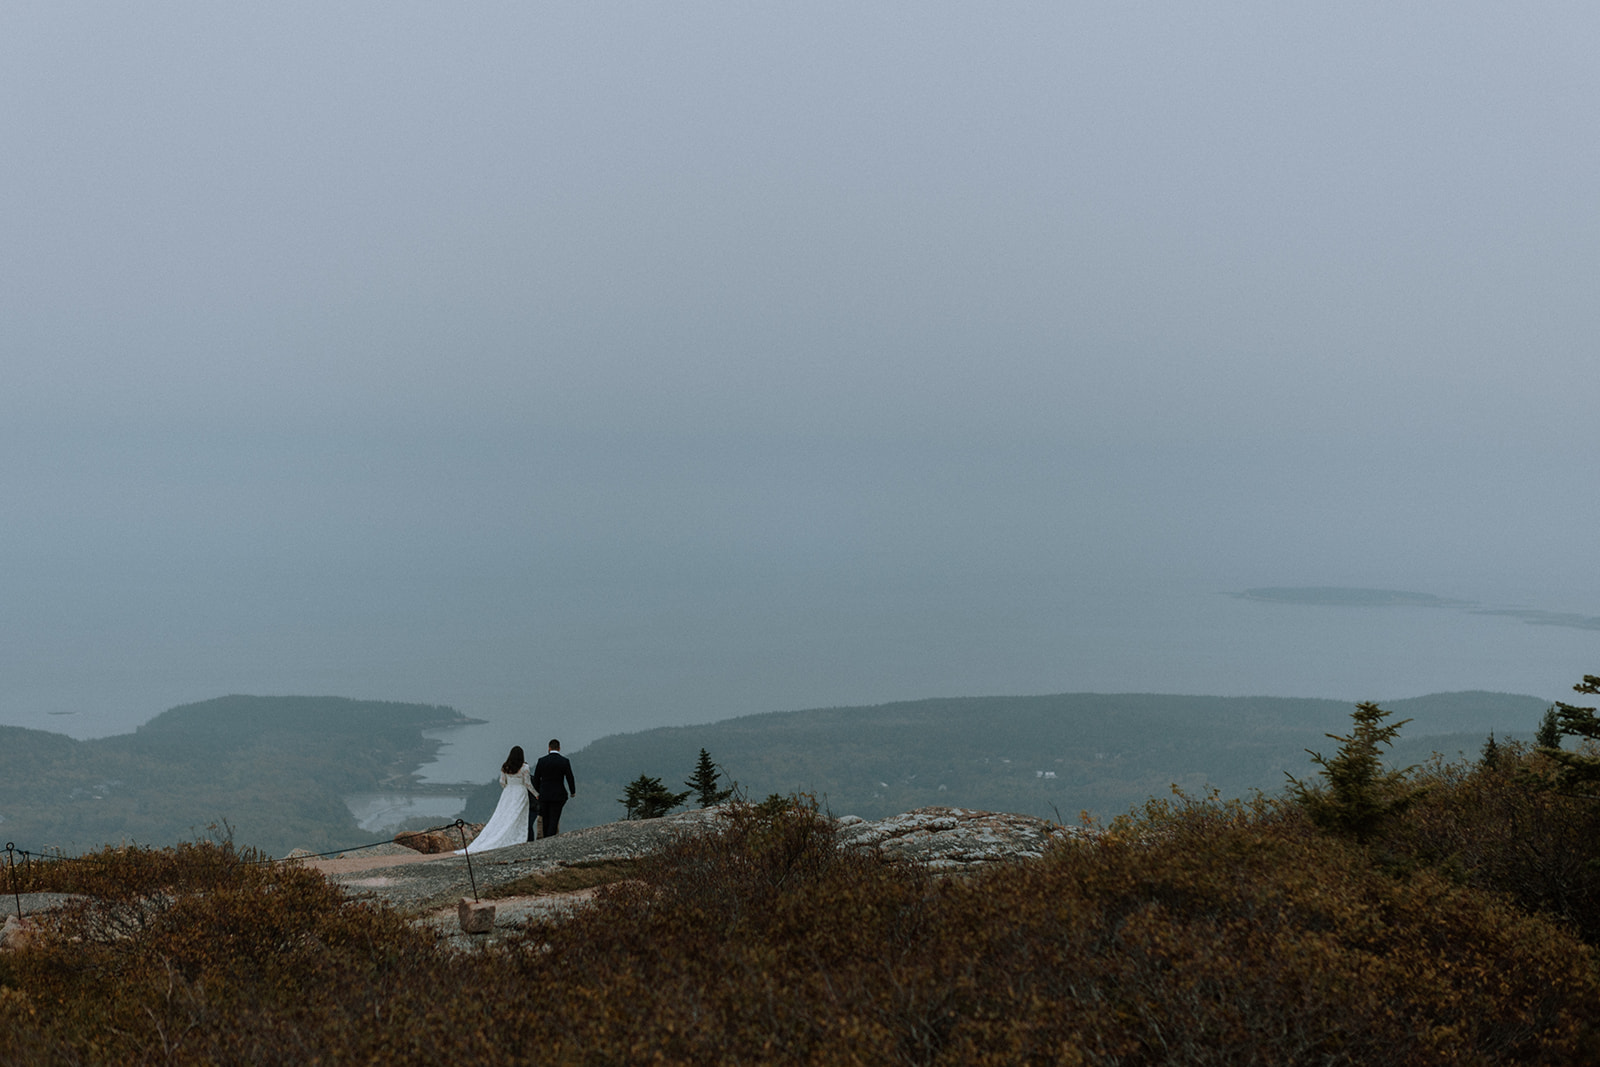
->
[836,806,1076,868]
[1,914,36,951]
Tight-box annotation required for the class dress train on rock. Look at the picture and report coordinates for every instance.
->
[456,764,532,854]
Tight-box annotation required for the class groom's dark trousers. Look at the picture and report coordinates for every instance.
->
[532,750,576,838]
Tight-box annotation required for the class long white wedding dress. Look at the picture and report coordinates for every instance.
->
[456,763,533,854]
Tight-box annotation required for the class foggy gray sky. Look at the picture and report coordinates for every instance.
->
[4,3,1598,743]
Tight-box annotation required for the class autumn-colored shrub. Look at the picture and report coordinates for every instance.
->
[1374,740,1600,945]
[4,796,1598,1064]
[4,836,267,900]
[1000,795,1599,1064]
[503,794,1599,1065]
[1,841,473,1063]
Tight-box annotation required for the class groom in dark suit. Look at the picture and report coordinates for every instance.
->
[532,739,576,838]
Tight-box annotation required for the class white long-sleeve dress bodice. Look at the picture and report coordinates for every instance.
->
[456,763,532,854]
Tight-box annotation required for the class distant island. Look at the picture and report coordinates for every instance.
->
[1471,608,1600,631]
[1237,586,1600,632]
[1237,586,1467,608]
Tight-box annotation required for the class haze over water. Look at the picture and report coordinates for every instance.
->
[4,6,1597,752]
[9,568,1598,756]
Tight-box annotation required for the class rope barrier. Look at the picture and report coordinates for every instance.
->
[0,825,496,927]
[0,818,486,873]
[0,819,494,915]
[3,847,55,865]
[3,846,60,879]
[241,818,489,864]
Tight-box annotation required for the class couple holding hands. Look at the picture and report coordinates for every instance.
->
[458,740,576,854]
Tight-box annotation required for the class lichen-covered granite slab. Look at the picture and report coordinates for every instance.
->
[834,806,1079,868]
[311,808,728,915]
[3,893,87,918]
[312,805,1076,921]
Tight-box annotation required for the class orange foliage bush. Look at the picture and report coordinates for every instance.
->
[1374,740,1600,945]
[510,795,1599,1065]
[3,796,1598,1064]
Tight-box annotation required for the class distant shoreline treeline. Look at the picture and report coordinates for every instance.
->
[0,695,474,856]
[3,690,1551,855]
[477,689,1549,832]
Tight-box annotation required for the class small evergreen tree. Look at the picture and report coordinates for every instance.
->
[754,792,795,819]
[1545,675,1600,792]
[1287,701,1421,841]
[1537,705,1563,750]
[1479,730,1501,770]
[684,748,733,808]
[620,774,691,820]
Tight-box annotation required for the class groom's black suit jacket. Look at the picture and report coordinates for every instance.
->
[533,751,575,800]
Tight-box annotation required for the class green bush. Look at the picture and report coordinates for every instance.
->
[620,773,691,820]
[1287,701,1422,841]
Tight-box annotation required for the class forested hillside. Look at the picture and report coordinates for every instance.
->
[4,690,1549,856]
[0,696,474,856]
[485,690,1548,830]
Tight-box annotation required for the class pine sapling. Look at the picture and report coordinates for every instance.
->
[1287,701,1421,841]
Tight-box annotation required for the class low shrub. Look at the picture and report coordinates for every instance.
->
[506,794,1599,1065]
[3,795,1597,1063]
[1373,740,1600,945]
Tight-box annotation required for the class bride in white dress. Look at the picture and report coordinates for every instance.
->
[456,745,534,854]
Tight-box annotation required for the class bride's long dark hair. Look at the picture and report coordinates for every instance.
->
[502,745,525,775]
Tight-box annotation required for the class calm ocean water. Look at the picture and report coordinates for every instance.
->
[406,585,1599,783]
[7,577,1597,785]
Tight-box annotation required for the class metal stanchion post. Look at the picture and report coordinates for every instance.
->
[452,820,496,934]
[5,843,21,921]
[453,820,479,901]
